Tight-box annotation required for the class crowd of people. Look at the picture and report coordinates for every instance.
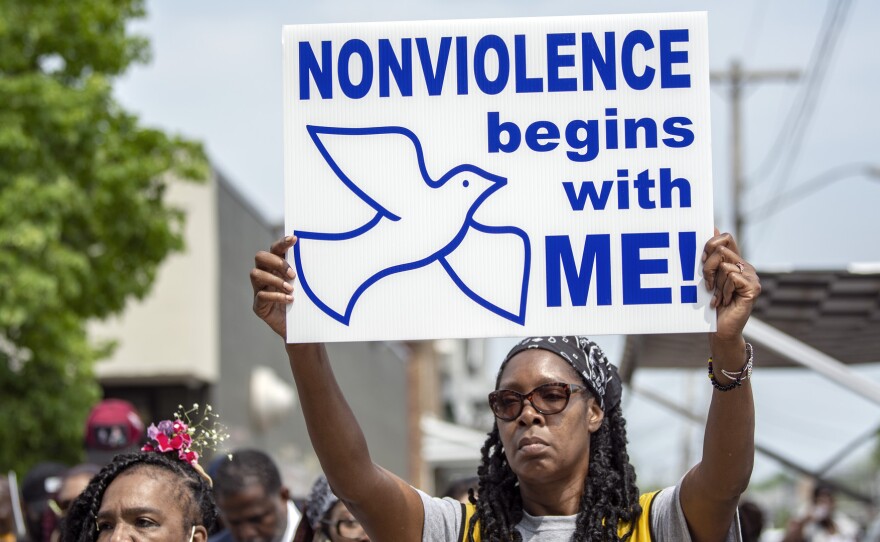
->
[0,230,874,542]
[3,414,872,542]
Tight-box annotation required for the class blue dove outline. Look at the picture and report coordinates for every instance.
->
[293,125,531,326]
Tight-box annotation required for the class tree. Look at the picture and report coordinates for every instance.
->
[0,0,209,473]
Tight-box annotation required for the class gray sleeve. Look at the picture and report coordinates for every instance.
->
[418,488,462,542]
[650,484,743,542]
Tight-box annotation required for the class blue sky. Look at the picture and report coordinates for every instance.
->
[114,0,880,489]
[116,0,880,268]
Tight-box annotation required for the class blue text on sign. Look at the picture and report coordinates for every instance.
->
[298,29,692,99]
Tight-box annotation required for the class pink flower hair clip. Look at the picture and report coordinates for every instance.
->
[141,403,229,486]
[142,419,199,464]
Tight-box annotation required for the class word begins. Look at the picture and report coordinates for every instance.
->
[487,110,694,163]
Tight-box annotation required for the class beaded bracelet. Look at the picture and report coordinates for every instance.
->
[707,342,754,391]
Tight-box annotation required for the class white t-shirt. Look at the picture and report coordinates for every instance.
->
[418,483,743,542]
[802,512,860,542]
[282,500,301,542]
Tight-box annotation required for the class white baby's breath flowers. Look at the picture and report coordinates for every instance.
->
[174,403,229,456]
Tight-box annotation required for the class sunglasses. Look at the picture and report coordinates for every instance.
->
[488,382,587,421]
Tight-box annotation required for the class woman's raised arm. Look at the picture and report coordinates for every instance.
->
[680,230,761,542]
[251,236,426,541]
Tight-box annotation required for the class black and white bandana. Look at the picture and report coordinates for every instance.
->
[304,475,338,528]
[499,336,622,411]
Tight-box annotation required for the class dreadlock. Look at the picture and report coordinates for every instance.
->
[469,340,640,542]
[61,451,219,542]
[469,405,640,542]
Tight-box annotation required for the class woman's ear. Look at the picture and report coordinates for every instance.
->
[587,398,605,433]
[192,525,209,542]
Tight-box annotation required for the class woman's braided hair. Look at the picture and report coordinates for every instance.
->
[61,451,219,542]
[468,341,641,542]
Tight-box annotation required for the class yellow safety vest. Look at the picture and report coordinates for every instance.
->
[459,490,659,542]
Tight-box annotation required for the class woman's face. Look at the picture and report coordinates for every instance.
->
[323,501,369,542]
[495,349,604,488]
[95,467,206,542]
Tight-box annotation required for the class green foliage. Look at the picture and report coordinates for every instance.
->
[0,0,209,473]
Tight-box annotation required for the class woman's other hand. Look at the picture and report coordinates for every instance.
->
[251,236,297,339]
[702,229,761,342]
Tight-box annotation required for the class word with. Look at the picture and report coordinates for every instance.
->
[562,168,692,211]
[487,110,694,163]
[298,29,692,100]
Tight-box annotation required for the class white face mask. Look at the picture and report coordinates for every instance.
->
[187,526,196,542]
[813,503,832,521]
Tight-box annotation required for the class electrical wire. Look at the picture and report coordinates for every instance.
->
[748,0,854,197]
[748,0,855,254]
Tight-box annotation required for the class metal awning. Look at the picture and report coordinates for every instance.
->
[620,269,880,379]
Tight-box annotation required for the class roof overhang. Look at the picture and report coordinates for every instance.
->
[620,269,880,381]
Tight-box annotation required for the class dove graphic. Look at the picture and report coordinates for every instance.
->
[293,125,530,326]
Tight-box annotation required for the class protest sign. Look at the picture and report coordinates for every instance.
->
[282,12,715,342]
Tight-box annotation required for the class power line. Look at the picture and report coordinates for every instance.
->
[745,162,880,222]
[749,0,854,195]
[751,0,856,255]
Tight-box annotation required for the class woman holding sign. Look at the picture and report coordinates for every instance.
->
[251,231,760,542]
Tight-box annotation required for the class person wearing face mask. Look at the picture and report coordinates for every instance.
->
[60,418,219,542]
[293,476,368,542]
[782,484,859,542]
[250,230,761,541]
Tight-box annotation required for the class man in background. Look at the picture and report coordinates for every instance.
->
[210,449,301,542]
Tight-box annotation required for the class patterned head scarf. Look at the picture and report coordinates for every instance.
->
[304,475,338,528]
[499,336,622,411]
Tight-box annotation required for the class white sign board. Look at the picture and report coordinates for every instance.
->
[283,12,715,343]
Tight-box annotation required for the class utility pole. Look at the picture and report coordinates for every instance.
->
[711,59,799,246]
